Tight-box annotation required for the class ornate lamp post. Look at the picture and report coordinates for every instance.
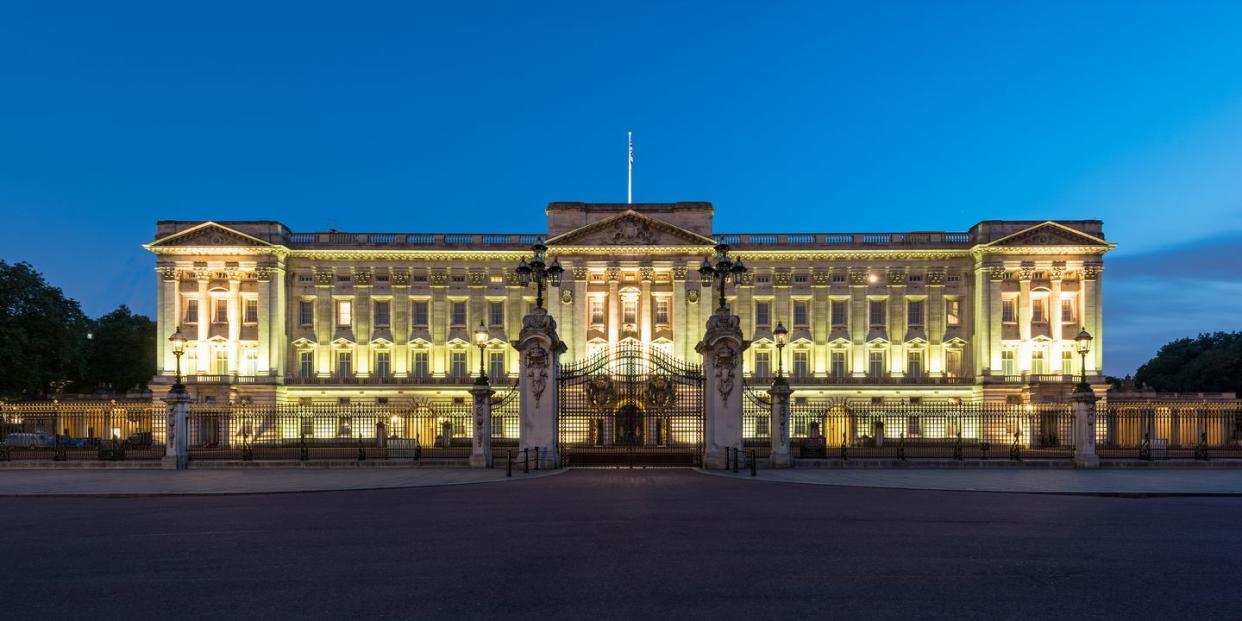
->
[515,239,563,310]
[773,321,789,381]
[1074,328,1093,393]
[698,238,748,312]
[168,326,188,394]
[474,321,490,386]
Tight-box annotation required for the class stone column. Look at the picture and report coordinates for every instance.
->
[256,265,273,376]
[606,268,620,346]
[515,307,566,468]
[639,267,653,345]
[392,270,410,376]
[1072,386,1100,468]
[986,264,1005,374]
[697,307,748,469]
[672,267,688,359]
[849,270,867,377]
[888,272,906,377]
[354,270,372,377]
[1084,263,1103,374]
[768,378,792,467]
[315,269,333,377]
[571,266,589,361]
[811,274,829,375]
[162,389,189,470]
[1017,266,1032,374]
[227,275,241,374]
[156,265,178,375]
[1049,269,1063,372]
[469,380,494,468]
[196,276,210,374]
[927,271,944,377]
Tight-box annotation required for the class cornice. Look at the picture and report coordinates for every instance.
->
[733,249,973,261]
[148,246,289,258]
[971,245,1112,257]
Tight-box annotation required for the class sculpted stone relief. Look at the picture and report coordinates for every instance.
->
[525,346,550,407]
[713,345,738,405]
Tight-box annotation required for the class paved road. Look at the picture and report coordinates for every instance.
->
[1,470,1238,620]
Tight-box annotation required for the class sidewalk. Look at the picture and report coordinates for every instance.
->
[703,468,1242,496]
[0,468,557,496]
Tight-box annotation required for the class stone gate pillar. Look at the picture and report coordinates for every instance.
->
[469,381,494,468]
[515,307,566,468]
[1073,387,1100,468]
[769,378,792,467]
[162,389,189,470]
[696,307,748,469]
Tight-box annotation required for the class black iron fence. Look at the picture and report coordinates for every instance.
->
[1098,402,1242,460]
[0,401,166,461]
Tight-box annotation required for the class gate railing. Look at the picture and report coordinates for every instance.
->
[0,401,165,461]
[1097,402,1242,460]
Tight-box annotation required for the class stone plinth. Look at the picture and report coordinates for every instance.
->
[1073,387,1100,468]
[162,389,190,470]
[696,307,749,469]
[469,381,494,468]
[769,378,792,468]
[515,307,566,469]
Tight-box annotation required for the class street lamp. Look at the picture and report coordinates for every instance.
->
[168,326,188,394]
[1074,328,1093,392]
[474,321,490,385]
[698,238,748,312]
[773,321,789,380]
[515,239,563,310]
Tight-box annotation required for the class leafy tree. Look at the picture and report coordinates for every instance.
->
[83,305,156,394]
[1134,332,1242,396]
[0,261,91,399]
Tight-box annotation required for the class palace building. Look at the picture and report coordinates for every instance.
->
[146,202,1113,406]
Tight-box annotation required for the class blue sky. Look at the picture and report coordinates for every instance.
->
[2,1,1241,375]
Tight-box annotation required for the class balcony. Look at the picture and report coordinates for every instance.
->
[747,375,974,387]
[283,374,512,387]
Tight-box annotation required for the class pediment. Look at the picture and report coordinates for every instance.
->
[148,222,275,248]
[985,222,1109,248]
[545,210,716,247]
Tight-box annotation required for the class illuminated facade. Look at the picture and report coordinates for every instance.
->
[146,202,1112,405]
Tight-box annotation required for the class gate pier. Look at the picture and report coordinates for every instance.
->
[697,307,749,469]
[516,307,566,469]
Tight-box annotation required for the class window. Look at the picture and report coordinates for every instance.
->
[868,351,885,378]
[589,297,605,326]
[412,351,429,378]
[489,351,506,380]
[184,299,199,323]
[241,348,257,376]
[374,301,390,327]
[243,298,258,324]
[907,300,924,326]
[831,301,847,327]
[1002,298,1016,323]
[754,351,770,378]
[869,300,886,326]
[946,299,961,326]
[489,301,504,326]
[793,301,808,327]
[1062,349,1074,375]
[298,351,314,378]
[755,301,770,328]
[1032,298,1047,323]
[412,301,429,326]
[832,273,846,284]
[336,351,352,376]
[214,298,229,324]
[654,298,670,325]
[450,351,467,378]
[792,351,809,378]
[1032,350,1046,375]
[931,350,954,380]
[299,300,313,326]
[907,351,923,378]
[374,351,391,379]
[450,301,466,326]
[336,300,352,327]
[622,299,637,325]
[1001,350,1015,376]
[831,351,846,378]
[1061,298,1075,323]
[213,349,228,375]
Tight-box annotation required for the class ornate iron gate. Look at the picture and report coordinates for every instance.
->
[558,342,704,466]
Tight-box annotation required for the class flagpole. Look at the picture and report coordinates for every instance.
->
[627,130,633,204]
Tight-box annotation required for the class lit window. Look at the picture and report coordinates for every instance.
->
[489,351,506,380]
[945,350,962,378]
[489,301,504,326]
[213,349,228,375]
[831,301,847,327]
[299,300,313,326]
[1032,298,1047,323]
[1001,350,1015,376]
[589,297,605,326]
[337,351,352,376]
[374,301,390,327]
[792,351,809,378]
[869,300,886,326]
[451,301,466,326]
[336,300,352,327]
[184,298,199,323]
[946,299,961,326]
[907,350,923,378]
[214,298,229,324]
[755,301,770,328]
[907,300,923,326]
[1061,349,1074,375]
[793,301,808,327]
[450,351,467,378]
[1032,350,1046,375]
[831,351,846,378]
[868,351,885,378]
[622,299,637,325]
[1002,299,1016,323]
[412,351,429,378]
[298,351,314,378]
[412,301,429,326]
[654,298,670,325]
[243,298,258,324]
[1061,298,1076,323]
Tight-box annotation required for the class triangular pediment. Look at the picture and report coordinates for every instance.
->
[545,210,716,247]
[148,222,275,248]
[985,222,1109,248]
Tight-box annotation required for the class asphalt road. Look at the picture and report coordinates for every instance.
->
[1,469,1238,620]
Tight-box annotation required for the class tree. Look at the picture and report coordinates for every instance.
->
[1134,332,1242,396]
[0,261,91,399]
[84,305,156,394]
